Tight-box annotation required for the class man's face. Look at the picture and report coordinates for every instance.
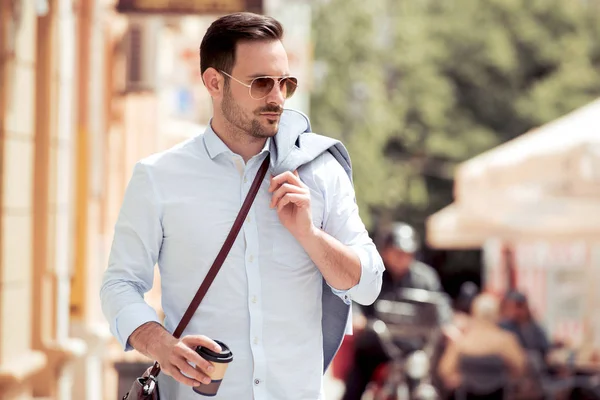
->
[502,300,518,320]
[503,299,528,322]
[382,247,414,278]
[220,40,290,139]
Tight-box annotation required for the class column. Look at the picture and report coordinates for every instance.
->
[0,0,47,398]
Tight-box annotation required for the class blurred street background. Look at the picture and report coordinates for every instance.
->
[1,0,600,399]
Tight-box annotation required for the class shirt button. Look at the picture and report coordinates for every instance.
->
[246,215,251,223]
[254,379,261,385]
[253,337,259,345]
[244,176,248,183]
[251,296,257,304]
[248,255,254,263]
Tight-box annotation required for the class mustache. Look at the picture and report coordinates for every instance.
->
[257,105,284,114]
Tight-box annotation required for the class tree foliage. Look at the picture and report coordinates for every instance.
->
[311,0,600,230]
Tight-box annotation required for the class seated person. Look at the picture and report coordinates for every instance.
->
[499,291,550,366]
[438,293,527,399]
[341,222,454,400]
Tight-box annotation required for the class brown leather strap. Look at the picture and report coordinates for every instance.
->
[148,154,270,379]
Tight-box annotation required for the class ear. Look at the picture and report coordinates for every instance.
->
[202,67,224,99]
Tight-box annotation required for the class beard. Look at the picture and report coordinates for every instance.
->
[221,87,282,139]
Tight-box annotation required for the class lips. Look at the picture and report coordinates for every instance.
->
[261,113,282,118]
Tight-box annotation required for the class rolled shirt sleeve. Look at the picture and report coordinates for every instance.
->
[317,153,384,306]
[100,162,163,350]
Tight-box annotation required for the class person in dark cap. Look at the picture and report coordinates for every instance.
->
[341,222,455,400]
[499,291,550,364]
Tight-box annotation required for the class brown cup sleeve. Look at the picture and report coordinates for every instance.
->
[193,380,222,396]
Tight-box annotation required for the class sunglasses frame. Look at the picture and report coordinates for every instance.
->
[219,70,298,100]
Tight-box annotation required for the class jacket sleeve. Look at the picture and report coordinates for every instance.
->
[318,153,384,306]
[100,162,163,350]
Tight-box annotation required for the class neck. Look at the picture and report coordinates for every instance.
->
[211,113,267,163]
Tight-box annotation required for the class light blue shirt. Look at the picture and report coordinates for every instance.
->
[101,124,384,400]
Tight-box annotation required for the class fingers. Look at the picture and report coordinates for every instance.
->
[268,170,305,193]
[182,335,221,352]
[277,193,308,212]
[159,335,221,388]
[176,342,215,375]
[180,335,221,373]
[161,362,210,387]
[173,356,211,385]
[269,183,307,208]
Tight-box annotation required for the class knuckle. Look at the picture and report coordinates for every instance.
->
[185,349,202,363]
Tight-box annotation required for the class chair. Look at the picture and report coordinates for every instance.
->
[455,354,510,400]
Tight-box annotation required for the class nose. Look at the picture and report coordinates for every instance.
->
[265,80,285,105]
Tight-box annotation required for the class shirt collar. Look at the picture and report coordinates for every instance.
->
[203,123,231,159]
[203,122,271,160]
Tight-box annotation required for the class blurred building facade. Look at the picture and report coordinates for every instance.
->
[0,0,119,398]
[0,0,312,399]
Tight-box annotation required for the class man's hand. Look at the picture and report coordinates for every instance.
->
[154,335,222,387]
[269,170,314,239]
[129,322,222,387]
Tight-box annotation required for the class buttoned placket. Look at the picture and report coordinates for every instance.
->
[236,153,268,398]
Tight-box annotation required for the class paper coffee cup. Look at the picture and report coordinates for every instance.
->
[193,340,233,396]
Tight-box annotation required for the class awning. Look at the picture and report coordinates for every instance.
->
[455,98,600,203]
[476,195,600,239]
[427,194,600,249]
[426,204,500,249]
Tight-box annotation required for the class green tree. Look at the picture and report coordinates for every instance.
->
[311,0,600,231]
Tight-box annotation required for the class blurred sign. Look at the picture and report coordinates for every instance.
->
[116,0,262,14]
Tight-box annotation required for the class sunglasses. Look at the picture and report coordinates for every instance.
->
[220,70,298,100]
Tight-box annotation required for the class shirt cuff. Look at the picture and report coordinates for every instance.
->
[113,302,161,351]
[330,245,374,305]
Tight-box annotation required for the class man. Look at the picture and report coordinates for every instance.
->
[100,12,384,400]
[341,222,454,400]
[499,291,550,364]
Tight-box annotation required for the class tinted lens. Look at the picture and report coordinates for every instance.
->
[281,77,298,99]
[250,77,276,99]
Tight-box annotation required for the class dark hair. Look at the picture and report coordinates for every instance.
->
[504,290,528,305]
[200,12,284,76]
